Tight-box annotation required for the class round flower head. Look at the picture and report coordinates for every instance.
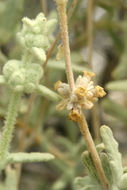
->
[55,71,106,122]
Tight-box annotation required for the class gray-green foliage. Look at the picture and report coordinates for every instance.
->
[74,126,127,190]
[112,26,127,79]
[102,80,127,124]
[0,168,17,190]
[7,152,55,163]
[0,0,24,44]
[0,13,57,174]
[17,12,57,62]
[106,80,127,92]
[47,60,90,73]
[100,126,123,188]
[1,13,57,94]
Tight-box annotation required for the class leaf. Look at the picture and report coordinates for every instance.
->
[100,125,123,185]
[0,75,5,85]
[96,143,105,154]
[112,53,127,79]
[81,151,100,183]
[31,47,46,62]
[108,29,124,53]
[7,152,55,163]
[0,51,8,65]
[100,152,113,185]
[101,98,127,123]
[0,184,5,190]
[47,60,90,73]
[36,84,61,102]
[0,0,24,44]
[74,176,101,190]
[106,80,127,91]
[5,168,17,190]
[0,168,17,190]
[119,173,127,190]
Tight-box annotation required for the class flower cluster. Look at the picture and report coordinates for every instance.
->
[17,13,57,62]
[2,13,57,93]
[3,60,43,93]
[55,71,106,122]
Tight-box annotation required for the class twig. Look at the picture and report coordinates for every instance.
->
[43,0,78,69]
[92,104,100,141]
[78,111,109,190]
[16,94,36,187]
[18,94,36,151]
[55,0,109,189]
[41,0,47,16]
[87,0,100,141]
[43,33,60,69]
[54,0,75,91]
[0,91,21,161]
[87,0,94,68]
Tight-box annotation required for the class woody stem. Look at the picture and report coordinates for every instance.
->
[78,111,109,190]
[55,1,109,189]
[55,0,75,91]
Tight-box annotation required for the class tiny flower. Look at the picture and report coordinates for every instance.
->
[54,80,70,98]
[56,44,64,61]
[95,85,106,98]
[83,70,95,78]
[55,71,106,122]
[69,109,81,122]
[54,80,62,91]
[75,86,87,98]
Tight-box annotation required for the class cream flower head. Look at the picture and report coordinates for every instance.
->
[54,71,106,122]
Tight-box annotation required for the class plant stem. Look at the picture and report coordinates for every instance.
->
[15,94,35,187]
[18,94,35,151]
[92,104,100,141]
[78,111,109,190]
[41,0,47,16]
[87,0,94,68]
[87,0,100,141]
[43,33,60,69]
[43,0,78,69]
[55,0,109,189]
[0,91,21,160]
[55,0,75,91]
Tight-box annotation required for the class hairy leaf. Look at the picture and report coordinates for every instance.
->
[7,152,55,163]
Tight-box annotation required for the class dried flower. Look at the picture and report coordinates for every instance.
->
[56,44,64,61]
[55,71,106,122]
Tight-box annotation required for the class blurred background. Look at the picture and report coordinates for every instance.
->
[0,0,127,189]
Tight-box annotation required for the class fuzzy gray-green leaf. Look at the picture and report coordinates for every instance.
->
[36,84,61,102]
[112,53,127,79]
[81,151,100,183]
[7,152,55,164]
[0,0,24,44]
[47,60,90,73]
[119,173,127,190]
[101,98,127,123]
[5,168,17,190]
[106,80,127,91]
[100,152,113,185]
[100,125,123,185]
[74,176,101,190]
